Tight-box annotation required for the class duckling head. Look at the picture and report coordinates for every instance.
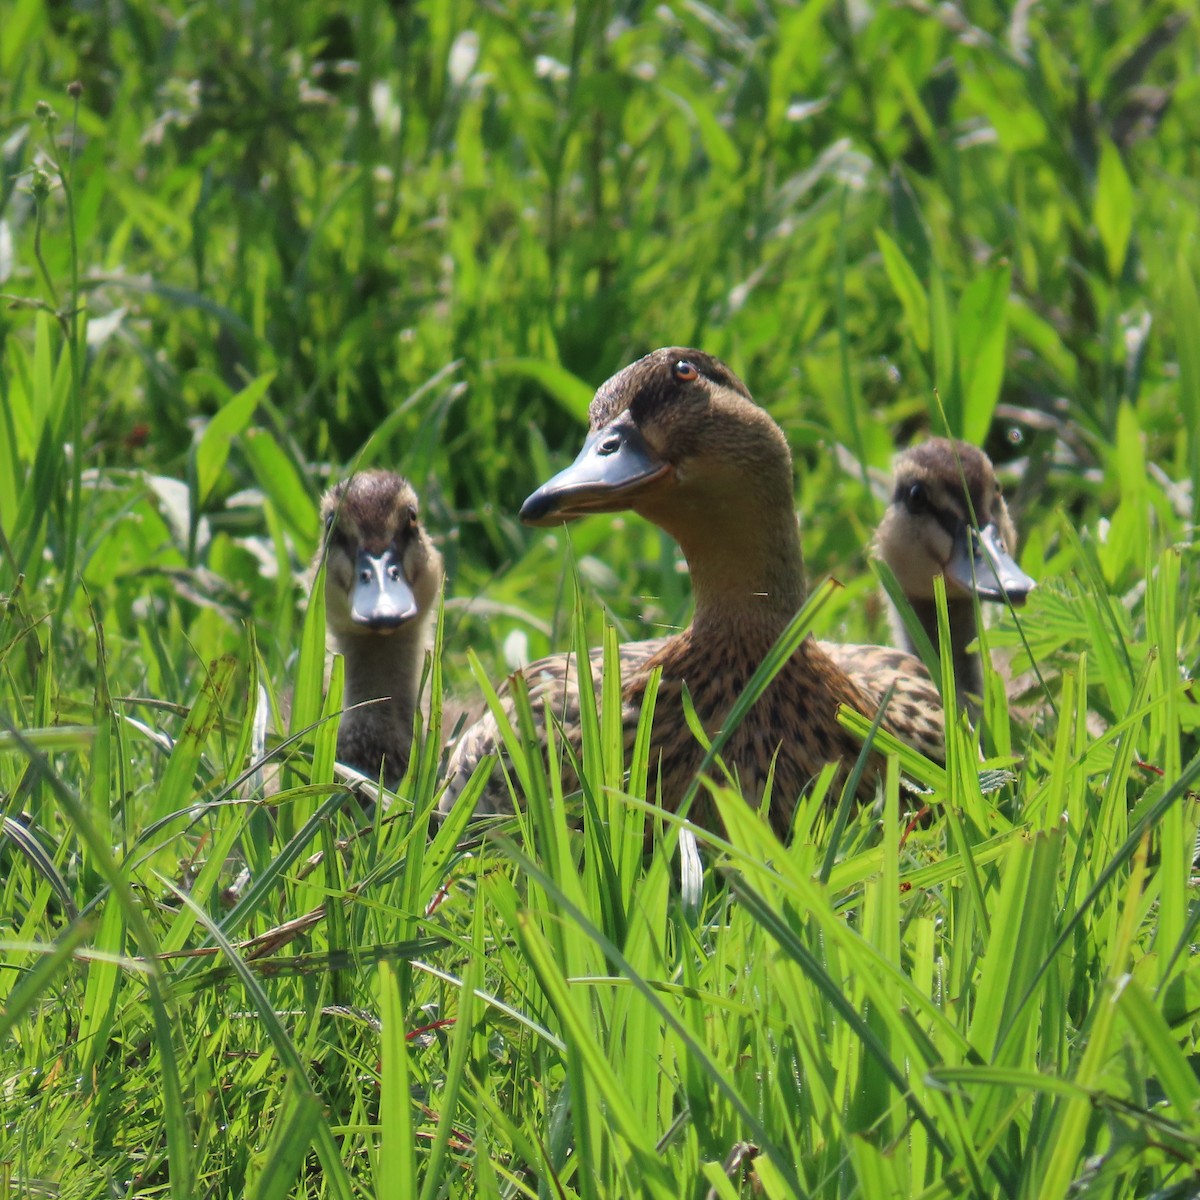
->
[318,470,443,640]
[520,347,796,544]
[876,438,1035,605]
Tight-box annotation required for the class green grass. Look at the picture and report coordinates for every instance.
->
[3,0,1200,1195]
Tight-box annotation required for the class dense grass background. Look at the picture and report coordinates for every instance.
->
[2,0,1200,1195]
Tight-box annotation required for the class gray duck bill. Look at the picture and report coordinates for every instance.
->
[946,522,1036,603]
[520,414,671,526]
[350,547,419,629]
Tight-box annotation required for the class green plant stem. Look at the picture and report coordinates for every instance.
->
[47,90,85,626]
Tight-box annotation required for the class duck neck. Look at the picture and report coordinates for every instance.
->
[334,619,429,755]
[906,596,982,702]
[670,505,808,643]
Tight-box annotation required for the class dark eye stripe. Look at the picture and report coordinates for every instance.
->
[897,481,969,540]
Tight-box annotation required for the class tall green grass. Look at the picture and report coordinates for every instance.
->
[2,0,1200,1195]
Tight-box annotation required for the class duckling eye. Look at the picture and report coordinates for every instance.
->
[406,505,418,530]
[905,482,929,514]
[671,360,699,383]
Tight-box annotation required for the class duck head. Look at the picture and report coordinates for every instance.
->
[319,470,443,638]
[520,347,796,545]
[876,438,1035,605]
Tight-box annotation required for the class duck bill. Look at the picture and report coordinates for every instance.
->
[946,523,1037,604]
[519,415,672,526]
[350,548,419,630]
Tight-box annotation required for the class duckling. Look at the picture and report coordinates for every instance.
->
[865,438,1035,708]
[440,348,946,835]
[318,470,443,787]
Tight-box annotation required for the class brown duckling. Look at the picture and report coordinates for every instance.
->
[440,348,946,835]
[868,438,1035,707]
[318,470,443,787]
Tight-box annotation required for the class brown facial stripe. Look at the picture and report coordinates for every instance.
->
[589,347,754,430]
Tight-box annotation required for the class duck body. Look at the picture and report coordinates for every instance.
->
[318,470,443,788]
[441,348,945,832]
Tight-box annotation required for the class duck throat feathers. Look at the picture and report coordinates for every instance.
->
[658,501,809,642]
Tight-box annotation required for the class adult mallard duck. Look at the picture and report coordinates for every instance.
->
[440,348,946,835]
[852,437,1035,709]
[317,470,443,787]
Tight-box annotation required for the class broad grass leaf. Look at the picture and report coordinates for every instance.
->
[958,263,1011,445]
[152,654,239,825]
[1171,258,1200,518]
[969,828,1064,1069]
[0,0,45,73]
[767,0,835,128]
[1094,139,1134,280]
[664,88,740,173]
[379,961,418,1200]
[486,358,593,423]
[245,1083,323,1200]
[1115,974,1200,1118]
[194,373,275,507]
[929,260,959,435]
[0,918,93,1047]
[288,556,327,742]
[241,428,319,549]
[3,337,36,463]
[78,898,124,1079]
[875,226,930,352]
[887,164,932,277]
[0,724,94,753]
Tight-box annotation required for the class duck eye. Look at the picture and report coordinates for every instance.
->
[406,505,418,530]
[671,360,699,383]
[598,430,623,455]
[324,512,337,535]
[905,482,929,514]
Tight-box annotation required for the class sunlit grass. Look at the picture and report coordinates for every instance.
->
[2,0,1200,1195]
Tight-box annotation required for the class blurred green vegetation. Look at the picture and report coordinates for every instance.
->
[2,0,1200,1195]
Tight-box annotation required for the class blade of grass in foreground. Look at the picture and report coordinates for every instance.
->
[162,879,356,1200]
[416,883,484,1200]
[1036,835,1150,1200]
[505,843,810,1199]
[379,960,418,1200]
[1004,746,1200,1050]
[513,907,681,1200]
[0,917,94,1045]
[2,722,194,1200]
[245,1077,324,1200]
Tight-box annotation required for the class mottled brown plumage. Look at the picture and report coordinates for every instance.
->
[318,470,443,787]
[440,349,948,835]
